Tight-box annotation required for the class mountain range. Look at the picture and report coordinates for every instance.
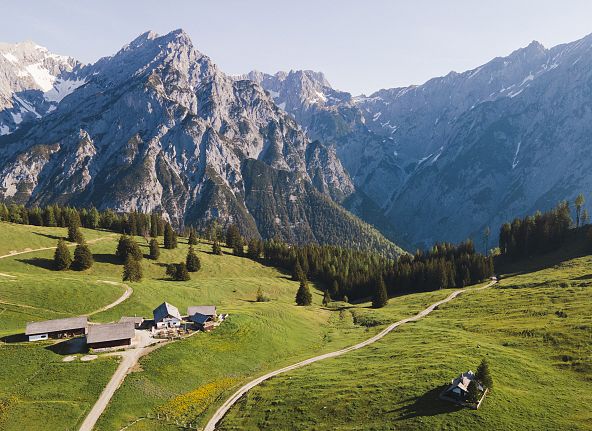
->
[2,29,592,252]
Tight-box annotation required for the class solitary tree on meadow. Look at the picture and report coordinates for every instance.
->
[186,245,201,272]
[476,358,493,389]
[372,276,388,308]
[123,256,142,282]
[295,279,312,306]
[149,238,160,260]
[212,240,223,255]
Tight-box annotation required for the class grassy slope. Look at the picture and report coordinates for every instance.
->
[219,254,592,430]
[0,222,451,430]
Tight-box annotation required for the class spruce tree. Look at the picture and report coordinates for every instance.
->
[256,287,267,302]
[372,276,388,308]
[67,211,84,244]
[322,290,331,306]
[467,380,481,403]
[73,243,93,270]
[188,229,198,245]
[186,246,201,272]
[123,256,142,282]
[212,240,223,255]
[292,260,304,281]
[88,207,100,229]
[168,262,190,281]
[149,238,160,260]
[476,358,493,389]
[295,279,312,306]
[164,222,177,249]
[54,239,72,270]
[233,237,244,256]
[150,213,159,237]
[116,235,142,262]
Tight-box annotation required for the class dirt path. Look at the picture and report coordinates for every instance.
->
[0,234,116,261]
[204,281,497,431]
[78,331,164,431]
[87,281,133,316]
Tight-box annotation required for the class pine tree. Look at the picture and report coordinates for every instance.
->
[149,238,160,260]
[295,279,312,306]
[116,235,142,262]
[123,256,142,282]
[54,239,72,270]
[88,207,100,229]
[73,243,93,270]
[164,222,177,249]
[212,240,223,255]
[476,358,493,389]
[256,287,268,302]
[188,229,198,245]
[292,260,305,281]
[466,380,481,403]
[186,246,201,272]
[372,276,388,308]
[150,213,159,237]
[67,211,84,244]
[168,262,190,281]
[322,290,331,306]
[575,193,585,228]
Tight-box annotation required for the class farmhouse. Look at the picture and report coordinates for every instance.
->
[119,316,144,328]
[442,370,483,401]
[187,305,217,319]
[189,313,215,331]
[153,302,182,328]
[25,316,88,341]
[86,323,135,350]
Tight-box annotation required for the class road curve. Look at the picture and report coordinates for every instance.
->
[204,281,497,431]
[87,282,133,316]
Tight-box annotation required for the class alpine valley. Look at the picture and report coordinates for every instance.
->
[3,29,592,250]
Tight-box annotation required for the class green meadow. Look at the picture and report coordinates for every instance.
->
[219,255,592,430]
[1,220,590,431]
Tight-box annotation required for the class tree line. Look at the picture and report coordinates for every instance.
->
[498,200,577,258]
[0,203,167,237]
[260,237,493,306]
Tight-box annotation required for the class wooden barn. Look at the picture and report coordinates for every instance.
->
[187,305,217,319]
[25,316,88,341]
[118,316,144,329]
[153,302,182,329]
[86,323,135,350]
[189,313,215,331]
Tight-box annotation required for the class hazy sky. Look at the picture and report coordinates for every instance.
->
[2,1,592,95]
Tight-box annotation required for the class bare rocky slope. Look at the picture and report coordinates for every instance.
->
[0,30,399,254]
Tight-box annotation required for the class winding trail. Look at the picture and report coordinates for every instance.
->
[204,280,497,431]
[0,234,116,261]
[87,281,133,316]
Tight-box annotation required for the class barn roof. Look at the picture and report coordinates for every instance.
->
[119,316,144,325]
[187,305,216,317]
[25,316,88,335]
[87,323,135,344]
[189,313,213,324]
[153,302,181,322]
[447,370,483,392]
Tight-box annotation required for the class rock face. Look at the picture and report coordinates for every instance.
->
[0,41,84,135]
[0,30,398,253]
[249,34,592,250]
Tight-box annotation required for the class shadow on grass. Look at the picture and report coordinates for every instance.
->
[93,253,121,265]
[32,231,64,241]
[1,333,28,343]
[391,385,463,419]
[45,337,88,355]
[17,257,55,270]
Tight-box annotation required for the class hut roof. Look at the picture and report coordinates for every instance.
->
[87,323,135,344]
[25,316,88,335]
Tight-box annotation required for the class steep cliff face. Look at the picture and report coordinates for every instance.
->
[248,34,592,250]
[0,30,398,253]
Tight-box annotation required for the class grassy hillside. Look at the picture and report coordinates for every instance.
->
[0,222,446,430]
[219,254,592,430]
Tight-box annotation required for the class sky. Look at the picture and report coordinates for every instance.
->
[2,1,592,95]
